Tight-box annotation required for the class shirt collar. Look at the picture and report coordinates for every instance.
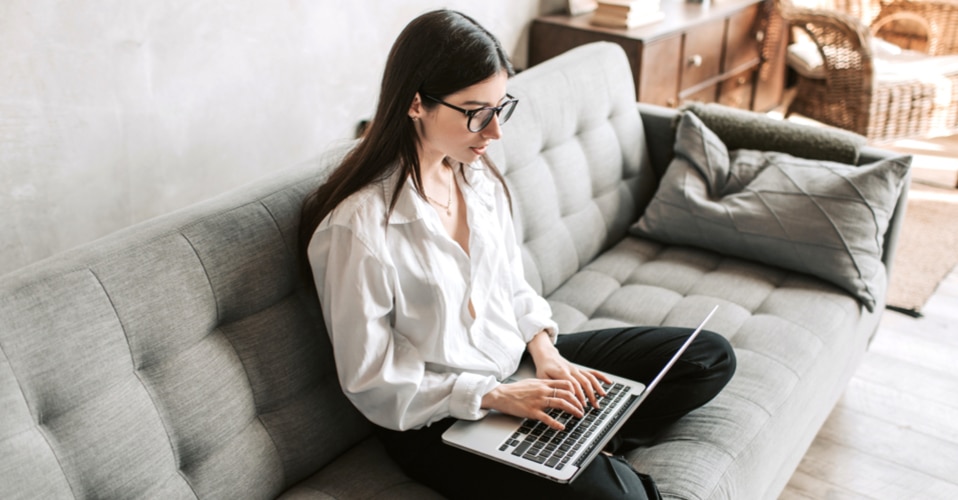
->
[382,166,421,225]
[461,159,497,212]
[383,159,497,225]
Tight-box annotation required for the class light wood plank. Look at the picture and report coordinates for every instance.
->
[817,405,958,483]
[920,275,958,326]
[866,326,958,376]
[781,468,874,500]
[876,309,958,349]
[789,438,958,500]
[837,377,958,445]
[852,352,958,411]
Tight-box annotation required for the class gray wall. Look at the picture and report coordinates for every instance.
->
[0,0,567,276]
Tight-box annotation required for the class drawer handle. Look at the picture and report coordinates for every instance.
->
[756,30,765,43]
[688,54,703,67]
[737,76,747,85]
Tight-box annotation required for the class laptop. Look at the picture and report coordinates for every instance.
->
[442,305,719,483]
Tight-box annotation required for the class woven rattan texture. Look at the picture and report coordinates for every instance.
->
[782,0,958,142]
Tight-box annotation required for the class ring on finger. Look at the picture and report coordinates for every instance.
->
[546,386,558,411]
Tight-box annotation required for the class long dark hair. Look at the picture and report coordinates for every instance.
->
[298,9,515,290]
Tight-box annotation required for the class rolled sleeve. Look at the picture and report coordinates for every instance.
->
[517,315,559,344]
[449,372,500,421]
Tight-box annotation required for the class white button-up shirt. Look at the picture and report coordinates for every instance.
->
[308,160,558,431]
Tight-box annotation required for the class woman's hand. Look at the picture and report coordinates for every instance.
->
[480,378,584,430]
[480,331,614,430]
[526,330,612,410]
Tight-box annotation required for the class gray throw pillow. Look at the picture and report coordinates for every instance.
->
[631,112,910,312]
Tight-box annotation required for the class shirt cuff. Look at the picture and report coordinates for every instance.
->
[449,372,500,421]
[518,316,559,344]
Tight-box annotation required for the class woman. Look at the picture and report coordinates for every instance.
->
[300,9,735,499]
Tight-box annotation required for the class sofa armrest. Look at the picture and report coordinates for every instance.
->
[860,145,912,276]
[636,102,679,180]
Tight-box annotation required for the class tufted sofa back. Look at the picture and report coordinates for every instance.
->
[488,42,656,297]
[0,146,367,499]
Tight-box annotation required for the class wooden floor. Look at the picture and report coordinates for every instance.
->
[780,268,958,499]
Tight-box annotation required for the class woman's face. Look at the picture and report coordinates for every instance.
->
[412,70,509,166]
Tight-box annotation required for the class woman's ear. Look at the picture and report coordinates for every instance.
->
[408,93,423,120]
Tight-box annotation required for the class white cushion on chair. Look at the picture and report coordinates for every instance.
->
[875,52,958,82]
[786,40,827,79]
[785,38,940,80]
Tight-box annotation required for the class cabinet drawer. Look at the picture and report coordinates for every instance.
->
[725,4,762,72]
[682,83,719,105]
[637,34,682,107]
[718,69,756,109]
[680,18,726,91]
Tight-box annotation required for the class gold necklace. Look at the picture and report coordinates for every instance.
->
[425,166,452,216]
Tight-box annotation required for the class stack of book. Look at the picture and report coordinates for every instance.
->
[589,0,664,29]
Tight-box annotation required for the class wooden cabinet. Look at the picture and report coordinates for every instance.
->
[636,35,682,108]
[718,68,757,108]
[681,18,725,96]
[530,0,786,112]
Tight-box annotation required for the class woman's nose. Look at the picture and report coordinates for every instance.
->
[482,114,502,140]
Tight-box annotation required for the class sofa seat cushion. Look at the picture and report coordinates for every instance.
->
[278,437,442,499]
[546,235,879,498]
[549,236,867,344]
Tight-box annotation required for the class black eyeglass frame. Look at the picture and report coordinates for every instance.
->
[421,93,518,133]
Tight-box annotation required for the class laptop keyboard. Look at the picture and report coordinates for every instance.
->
[497,381,634,470]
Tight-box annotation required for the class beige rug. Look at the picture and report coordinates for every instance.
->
[879,132,958,314]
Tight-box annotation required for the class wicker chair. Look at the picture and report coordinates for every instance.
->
[781,0,958,142]
[789,0,883,22]
[788,0,958,51]
[873,0,958,55]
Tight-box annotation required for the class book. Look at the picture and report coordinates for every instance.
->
[596,0,652,9]
[595,0,660,12]
[568,0,599,15]
[589,9,664,28]
[597,0,648,6]
[590,0,663,29]
[591,0,662,23]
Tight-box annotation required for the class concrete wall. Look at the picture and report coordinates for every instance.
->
[0,0,567,276]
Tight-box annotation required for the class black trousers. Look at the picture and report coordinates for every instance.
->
[376,326,737,500]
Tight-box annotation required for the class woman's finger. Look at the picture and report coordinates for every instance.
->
[577,370,602,409]
[567,370,588,403]
[587,368,612,385]
[544,385,583,414]
[539,395,584,429]
[568,370,587,406]
[560,388,584,415]
[538,410,565,430]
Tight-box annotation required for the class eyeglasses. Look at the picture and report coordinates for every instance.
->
[422,94,518,133]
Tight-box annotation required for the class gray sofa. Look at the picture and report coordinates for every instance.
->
[0,42,908,499]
